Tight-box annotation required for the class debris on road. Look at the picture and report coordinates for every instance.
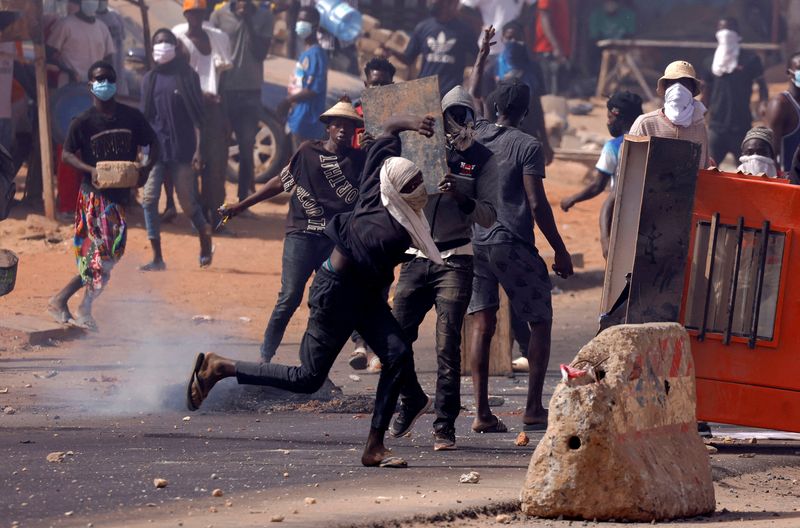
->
[459,471,481,484]
[3,406,16,415]
[496,513,512,524]
[33,370,58,379]
[211,488,224,497]
[182,416,191,422]
[706,445,718,454]
[487,396,505,407]
[192,315,214,323]
[270,515,285,522]
[153,478,168,489]
[515,432,530,446]
[348,375,361,382]
[304,497,317,505]
[46,452,67,463]
[0,387,8,393]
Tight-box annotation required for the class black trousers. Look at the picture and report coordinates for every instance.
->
[392,256,474,431]
[236,267,426,431]
[709,126,748,165]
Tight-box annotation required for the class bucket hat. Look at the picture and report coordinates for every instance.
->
[657,60,701,97]
[320,98,364,126]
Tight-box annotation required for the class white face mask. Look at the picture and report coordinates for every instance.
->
[153,42,176,65]
[712,29,740,76]
[663,83,695,127]
[401,183,428,212]
[738,155,777,177]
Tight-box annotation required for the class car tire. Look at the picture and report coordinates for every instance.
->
[227,108,290,185]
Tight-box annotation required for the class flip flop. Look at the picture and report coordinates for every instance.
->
[378,456,408,468]
[186,352,207,411]
[69,315,98,332]
[523,422,548,432]
[472,415,508,434]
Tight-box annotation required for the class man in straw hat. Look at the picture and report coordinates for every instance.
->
[187,114,438,468]
[220,97,367,363]
[629,60,710,169]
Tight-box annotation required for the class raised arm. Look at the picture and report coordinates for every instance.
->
[467,25,495,100]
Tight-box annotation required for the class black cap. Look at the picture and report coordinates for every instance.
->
[607,91,643,122]
[491,78,530,116]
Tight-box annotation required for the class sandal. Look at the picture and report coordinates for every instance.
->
[377,456,408,468]
[186,353,208,411]
[472,415,508,434]
[69,315,98,332]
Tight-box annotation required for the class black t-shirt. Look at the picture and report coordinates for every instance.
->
[703,51,763,132]
[404,17,478,96]
[281,141,367,234]
[325,135,412,286]
[63,103,157,203]
[472,119,545,247]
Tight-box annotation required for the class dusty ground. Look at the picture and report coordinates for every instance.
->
[2,97,799,527]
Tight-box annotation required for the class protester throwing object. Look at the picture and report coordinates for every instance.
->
[187,114,438,468]
[48,62,159,331]
[630,60,710,169]
[219,97,367,363]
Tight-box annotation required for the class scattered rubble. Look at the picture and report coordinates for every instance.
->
[211,489,224,497]
[496,513,513,524]
[3,406,16,415]
[487,396,504,407]
[304,497,317,505]
[46,452,67,463]
[459,471,481,484]
[270,515,285,522]
[515,432,530,447]
[153,478,168,489]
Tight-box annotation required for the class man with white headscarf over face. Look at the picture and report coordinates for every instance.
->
[184,114,445,469]
[701,17,768,166]
[630,60,711,169]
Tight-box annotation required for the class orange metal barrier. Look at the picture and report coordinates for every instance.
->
[681,169,800,432]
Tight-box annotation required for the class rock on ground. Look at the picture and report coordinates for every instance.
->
[521,323,715,521]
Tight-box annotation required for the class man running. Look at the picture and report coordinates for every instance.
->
[187,115,438,467]
[48,61,159,330]
[220,98,366,363]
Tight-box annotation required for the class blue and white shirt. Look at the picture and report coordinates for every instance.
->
[596,135,624,190]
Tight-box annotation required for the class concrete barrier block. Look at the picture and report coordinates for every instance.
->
[520,323,714,521]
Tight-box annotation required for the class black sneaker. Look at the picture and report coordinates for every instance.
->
[433,426,457,451]
[389,394,431,438]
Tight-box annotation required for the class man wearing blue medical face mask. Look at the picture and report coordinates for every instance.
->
[765,52,800,174]
[50,61,159,331]
[46,0,115,85]
[278,6,328,151]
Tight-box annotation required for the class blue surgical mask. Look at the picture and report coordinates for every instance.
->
[91,80,117,101]
[295,21,314,39]
[81,0,100,17]
[793,70,800,88]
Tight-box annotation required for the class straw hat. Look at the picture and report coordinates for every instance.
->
[319,97,364,126]
[183,0,207,12]
[657,60,701,97]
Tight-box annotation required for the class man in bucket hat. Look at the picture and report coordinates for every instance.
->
[630,60,710,169]
[219,97,367,363]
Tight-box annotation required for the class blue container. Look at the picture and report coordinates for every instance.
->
[315,0,362,43]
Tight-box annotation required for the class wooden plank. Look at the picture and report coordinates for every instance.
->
[34,41,55,220]
[625,136,700,324]
[597,38,781,51]
[361,76,448,194]
[461,289,513,377]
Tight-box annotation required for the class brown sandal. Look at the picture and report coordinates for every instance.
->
[472,415,508,433]
[186,353,208,411]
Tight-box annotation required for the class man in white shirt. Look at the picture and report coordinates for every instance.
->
[46,0,115,86]
[173,0,232,227]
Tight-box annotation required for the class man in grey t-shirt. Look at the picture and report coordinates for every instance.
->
[467,78,573,434]
[211,0,274,200]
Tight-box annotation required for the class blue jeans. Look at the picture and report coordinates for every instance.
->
[142,162,208,240]
[260,231,334,362]
[237,267,426,430]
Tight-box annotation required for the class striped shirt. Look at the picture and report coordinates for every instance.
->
[629,108,710,169]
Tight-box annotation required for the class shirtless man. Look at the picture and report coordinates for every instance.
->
[765,52,800,173]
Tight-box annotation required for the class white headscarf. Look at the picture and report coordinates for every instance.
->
[379,157,443,265]
[712,29,741,77]
[663,83,706,127]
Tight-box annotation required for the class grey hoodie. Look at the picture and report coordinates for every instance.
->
[421,86,497,254]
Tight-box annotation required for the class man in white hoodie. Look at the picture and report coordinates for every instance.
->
[629,60,710,169]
